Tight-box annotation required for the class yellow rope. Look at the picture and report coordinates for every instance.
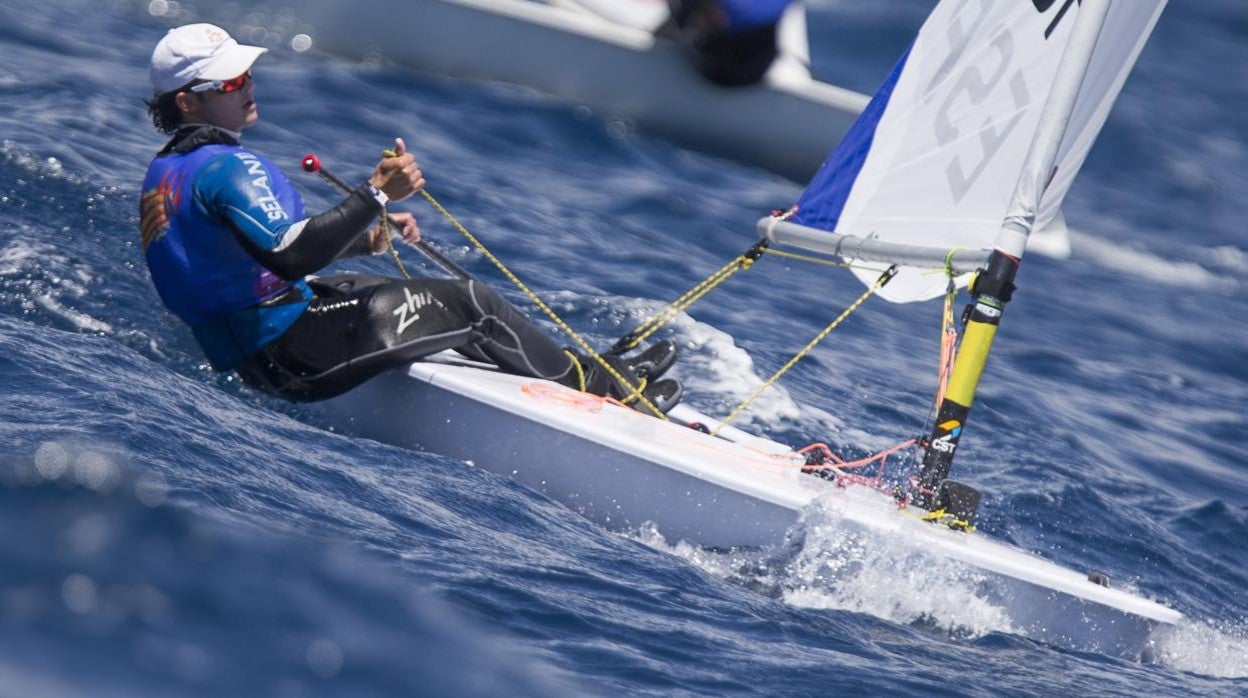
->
[942,247,966,274]
[378,159,962,432]
[609,210,799,354]
[711,266,896,436]
[613,245,893,356]
[375,208,411,280]
[377,148,662,416]
[932,279,957,412]
[613,244,764,353]
[927,255,972,422]
[614,232,952,355]
[416,187,666,418]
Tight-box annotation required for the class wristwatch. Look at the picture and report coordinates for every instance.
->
[367,183,390,207]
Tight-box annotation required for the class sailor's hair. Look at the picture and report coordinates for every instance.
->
[144,89,186,135]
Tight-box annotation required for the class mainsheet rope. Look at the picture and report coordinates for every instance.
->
[712,264,897,436]
[380,147,666,418]
[373,210,410,280]
[383,179,966,492]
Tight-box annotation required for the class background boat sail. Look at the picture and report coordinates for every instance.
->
[762,0,1168,509]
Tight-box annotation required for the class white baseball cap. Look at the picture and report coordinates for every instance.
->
[150,23,267,95]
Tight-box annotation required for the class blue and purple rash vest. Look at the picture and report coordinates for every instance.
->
[140,126,382,370]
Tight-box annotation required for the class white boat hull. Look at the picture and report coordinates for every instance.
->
[314,355,1181,656]
[290,0,868,180]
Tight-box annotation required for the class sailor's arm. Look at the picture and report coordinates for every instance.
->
[195,152,384,279]
[360,137,425,253]
[335,142,424,256]
[194,144,423,278]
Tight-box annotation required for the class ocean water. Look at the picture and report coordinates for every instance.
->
[2,0,1246,695]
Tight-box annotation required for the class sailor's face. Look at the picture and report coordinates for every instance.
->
[181,70,258,132]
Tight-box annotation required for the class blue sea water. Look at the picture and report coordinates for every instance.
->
[1,0,1246,695]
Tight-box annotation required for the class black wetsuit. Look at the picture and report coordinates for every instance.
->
[237,273,578,401]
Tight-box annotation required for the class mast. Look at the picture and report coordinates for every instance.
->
[912,0,1114,510]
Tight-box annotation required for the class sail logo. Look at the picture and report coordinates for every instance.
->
[1033,0,1081,40]
[932,0,1030,204]
[938,0,1083,202]
[931,420,963,454]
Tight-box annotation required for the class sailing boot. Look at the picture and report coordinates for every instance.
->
[640,377,684,414]
[624,339,678,382]
[562,351,683,414]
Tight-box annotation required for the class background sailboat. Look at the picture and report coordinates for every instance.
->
[253,0,870,180]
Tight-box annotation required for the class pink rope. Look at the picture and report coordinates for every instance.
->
[798,439,917,494]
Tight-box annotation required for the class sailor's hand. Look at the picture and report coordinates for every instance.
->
[368,212,420,253]
[369,137,425,201]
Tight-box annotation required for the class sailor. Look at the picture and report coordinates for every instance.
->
[662,0,794,86]
[139,23,682,410]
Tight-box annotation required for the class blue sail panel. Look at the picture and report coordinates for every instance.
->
[776,1,1166,304]
[791,46,912,234]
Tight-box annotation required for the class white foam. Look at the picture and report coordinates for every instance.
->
[655,305,850,439]
[673,318,805,417]
[1202,244,1248,275]
[1,140,88,186]
[1071,230,1240,293]
[32,295,112,333]
[637,493,1248,667]
[1151,617,1248,678]
[778,497,1018,639]
[0,239,46,275]
[633,497,1018,641]
[0,238,112,333]
[565,293,886,451]
[560,293,808,423]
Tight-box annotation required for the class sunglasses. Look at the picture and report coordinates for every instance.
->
[188,70,252,94]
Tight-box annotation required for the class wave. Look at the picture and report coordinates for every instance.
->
[1071,230,1241,293]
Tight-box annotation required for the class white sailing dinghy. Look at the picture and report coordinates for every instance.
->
[280,0,868,180]
[315,0,1179,655]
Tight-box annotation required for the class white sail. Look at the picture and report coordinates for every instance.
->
[777,0,1166,303]
[1007,0,1167,250]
